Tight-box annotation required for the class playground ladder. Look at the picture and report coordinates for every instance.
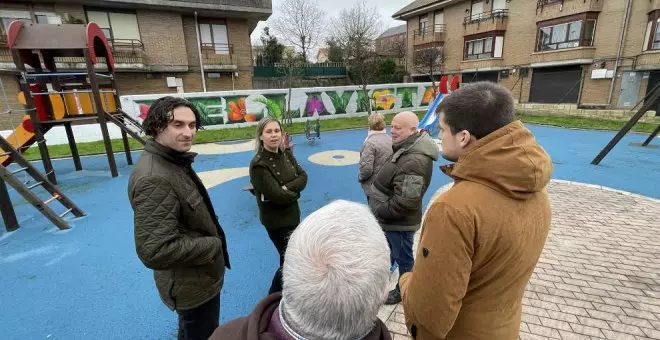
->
[105,109,146,144]
[0,135,85,230]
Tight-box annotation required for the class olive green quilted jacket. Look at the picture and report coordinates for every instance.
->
[128,140,230,311]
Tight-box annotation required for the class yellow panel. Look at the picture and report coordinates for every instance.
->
[0,116,35,165]
[49,93,66,120]
[63,91,94,115]
[101,92,117,112]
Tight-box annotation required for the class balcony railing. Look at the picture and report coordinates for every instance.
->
[0,35,145,66]
[463,9,509,25]
[108,39,145,65]
[414,24,446,38]
[413,24,446,45]
[201,42,234,67]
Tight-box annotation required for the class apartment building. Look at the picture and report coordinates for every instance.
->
[376,24,407,58]
[0,0,271,125]
[393,0,660,109]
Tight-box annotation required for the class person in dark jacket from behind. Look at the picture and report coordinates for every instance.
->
[249,117,308,295]
[369,111,439,305]
[210,200,392,340]
[128,96,230,340]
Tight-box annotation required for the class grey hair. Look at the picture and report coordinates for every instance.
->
[281,200,391,340]
[254,116,283,152]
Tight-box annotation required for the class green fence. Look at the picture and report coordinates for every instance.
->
[254,63,346,78]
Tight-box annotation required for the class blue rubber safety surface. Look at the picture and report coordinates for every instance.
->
[0,124,658,340]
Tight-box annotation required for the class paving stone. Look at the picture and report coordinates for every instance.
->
[387,182,660,339]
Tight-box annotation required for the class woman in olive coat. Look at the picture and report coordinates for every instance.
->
[249,117,308,294]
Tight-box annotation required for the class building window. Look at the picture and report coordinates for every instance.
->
[0,10,31,37]
[464,32,504,60]
[644,10,660,51]
[86,10,141,43]
[199,20,230,55]
[35,13,62,25]
[536,13,597,52]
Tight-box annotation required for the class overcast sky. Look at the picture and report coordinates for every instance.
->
[250,0,414,55]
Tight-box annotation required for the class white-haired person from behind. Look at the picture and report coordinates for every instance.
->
[210,200,392,340]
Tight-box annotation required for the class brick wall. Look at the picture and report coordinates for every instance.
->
[227,18,253,73]
[136,10,188,67]
[0,74,25,130]
[115,73,178,97]
[182,16,201,68]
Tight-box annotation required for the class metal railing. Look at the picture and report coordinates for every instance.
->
[108,39,145,64]
[201,42,234,66]
[463,9,509,24]
[0,36,145,65]
[413,24,446,40]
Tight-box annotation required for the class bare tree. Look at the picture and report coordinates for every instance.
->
[390,38,407,69]
[270,0,324,62]
[278,50,305,126]
[332,0,382,114]
[413,42,446,96]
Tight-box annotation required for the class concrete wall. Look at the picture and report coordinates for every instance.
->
[120,82,439,128]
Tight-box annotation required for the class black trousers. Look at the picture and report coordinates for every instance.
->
[177,292,220,340]
[266,226,297,294]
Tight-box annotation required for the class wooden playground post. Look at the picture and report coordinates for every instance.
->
[591,82,660,165]
[0,176,19,231]
[85,49,118,178]
[108,66,134,165]
[12,50,57,184]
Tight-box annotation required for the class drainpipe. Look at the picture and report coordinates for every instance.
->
[194,11,207,92]
[607,0,632,106]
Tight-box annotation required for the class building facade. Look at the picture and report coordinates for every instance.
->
[393,0,660,109]
[376,24,407,63]
[0,0,271,128]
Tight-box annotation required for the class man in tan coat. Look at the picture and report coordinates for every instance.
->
[399,81,553,339]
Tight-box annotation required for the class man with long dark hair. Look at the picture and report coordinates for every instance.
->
[128,96,230,340]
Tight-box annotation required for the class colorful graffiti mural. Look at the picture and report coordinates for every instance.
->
[120,80,461,128]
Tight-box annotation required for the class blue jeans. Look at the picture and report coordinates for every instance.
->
[385,231,415,291]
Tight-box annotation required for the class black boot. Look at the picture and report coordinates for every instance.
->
[385,288,401,305]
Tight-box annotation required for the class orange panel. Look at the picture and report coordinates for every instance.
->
[63,91,94,115]
[0,116,35,166]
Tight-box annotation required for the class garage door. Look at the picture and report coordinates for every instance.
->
[529,66,583,103]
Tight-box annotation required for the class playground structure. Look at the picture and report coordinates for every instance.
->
[304,118,321,144]
[0,21,145,231]
[592,81,660,165]
[418,75,461,135]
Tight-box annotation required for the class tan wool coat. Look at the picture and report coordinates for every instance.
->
[400,121,553,339]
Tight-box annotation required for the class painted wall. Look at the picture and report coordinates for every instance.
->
[119,82,439,129]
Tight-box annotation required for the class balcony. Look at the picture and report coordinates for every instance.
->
[536,0,603,22]
[635,51,660,70]
[530,46,595,67]
[463,10,509,35]
[201,43,237,71]
[109,39,146,67]
[0,35,146,70]
[460,58,504,71]
[413,25,446,46]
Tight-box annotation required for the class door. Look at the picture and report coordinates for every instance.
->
[529,66,583,103]
[617,71,642,108]
[434,11,444,32]
[645,70,660,115]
